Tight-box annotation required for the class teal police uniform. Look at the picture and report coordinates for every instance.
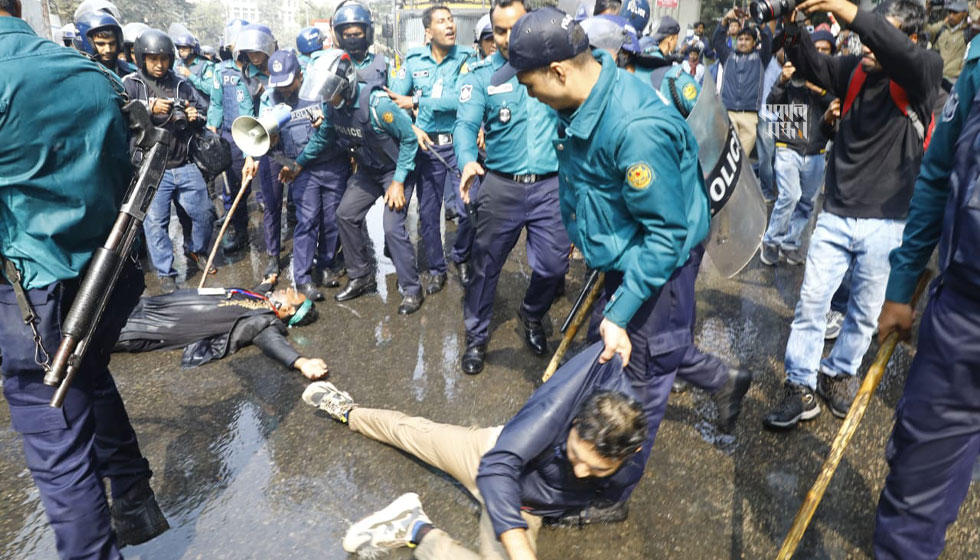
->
[390,44,477,280]
[183,56,215,102]
[452,50,570,371]
[873,37,980,559]
[0,16,159,558]
[297,84,425,302]
[634,50,701,116]
[353,51,393,88]
[298,52,312,72]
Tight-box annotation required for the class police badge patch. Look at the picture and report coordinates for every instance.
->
[382,111,394,123]
[626,163,653,190]
[942,90,959,122]
[683,83,697,101]
[499,107,511,123]
[273,60,283,73]
[236,90,245,103]
[460,84,473,102]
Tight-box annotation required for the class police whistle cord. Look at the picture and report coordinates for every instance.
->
[777,271,933,560]
[198,174,254,289]
[542,271,605,383]
[44,101,172,408]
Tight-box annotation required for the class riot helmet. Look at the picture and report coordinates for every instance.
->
[222,18,250,49]
[73,11,123,59]
[235,23,276,65]
[134,28,176,73]
[60,23,77,46]
[74,0,121,22]
[474,13,492,42]
[296,26,324,54]
[618,0,650,37]
[300,48,357,108]
[332,1,373,60]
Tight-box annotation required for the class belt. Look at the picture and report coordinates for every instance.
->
[942,271,980,301]
[775,142,827,155]
[429,133,453,146]
[489,170,558,184]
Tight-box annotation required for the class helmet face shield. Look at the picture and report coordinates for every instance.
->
[299,49,356,105]
[235,27,276,60]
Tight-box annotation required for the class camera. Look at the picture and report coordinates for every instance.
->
[168,98,190,131]
[750,0,800,23]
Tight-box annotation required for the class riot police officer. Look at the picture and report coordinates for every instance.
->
[454,0,571,374]
[122,21,148,67]
[296,26,325,71]
[74,10,130,76]
[388,6,478,296]
[332,1,391,87]
[171,25,214,110]
[280,50,426,315]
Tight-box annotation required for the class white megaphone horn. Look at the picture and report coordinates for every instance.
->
[231,104,322,158]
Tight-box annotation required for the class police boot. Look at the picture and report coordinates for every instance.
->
[711,368,753,434]
[335,275,378,302]
[424,272,447,295]
[110,479,170,548]
[398,291,424,315]
[454,260,473,287]
[297,282,324,302]
[319,267,346,289]
[461,339,487,375]
[518,308,549,356]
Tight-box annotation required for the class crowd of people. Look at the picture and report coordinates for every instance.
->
[2,0,980,558]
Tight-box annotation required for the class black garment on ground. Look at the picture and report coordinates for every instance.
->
[766,79,835,155]
[784,9,942,219]
[113,289,301,369]
[121,69,208,169]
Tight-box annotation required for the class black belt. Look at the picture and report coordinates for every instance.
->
[428,133,453,146]
[489,170,558,184]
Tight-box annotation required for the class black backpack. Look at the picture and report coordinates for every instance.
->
[190,129,231,181]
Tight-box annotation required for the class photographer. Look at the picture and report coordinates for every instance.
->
[122,29,215,293]
[763,0,942,430]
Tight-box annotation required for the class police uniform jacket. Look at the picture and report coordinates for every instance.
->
[207,59,267,131]
[389,44,476,134]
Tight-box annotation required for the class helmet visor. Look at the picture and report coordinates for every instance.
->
[300,52,348,102]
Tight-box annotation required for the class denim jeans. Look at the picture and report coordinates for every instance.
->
[756,116,777,202]
[143,163,215,277]
[763,148,826,250]
[784,212,905,389]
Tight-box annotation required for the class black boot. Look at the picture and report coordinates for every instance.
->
[518,309,548,356]
[398,291,424,315]
[425,272,447,295]
[461,340,487,375]
[335,275,378,302]
[297,282,324,302]
[710,368,753,433]
[455,260,473,286]
[319,267,346,288]
[110,479,169,548]
[256,255,280,292]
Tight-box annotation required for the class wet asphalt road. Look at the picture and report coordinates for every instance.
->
[1,197,978,560]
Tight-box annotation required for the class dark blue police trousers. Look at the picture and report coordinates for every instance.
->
[415,141,458,276]
[220,130,254,236]
[463,171,570,345]
[335,169,422,296]
[288,155,350,285]
[450,175,481,266]
[0,264,152,559]
[874,279,980,559]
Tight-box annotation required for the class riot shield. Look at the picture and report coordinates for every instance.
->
[686,71,767,278]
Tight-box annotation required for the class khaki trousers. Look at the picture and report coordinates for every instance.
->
[728,110,759,158]
[349,408,542,559]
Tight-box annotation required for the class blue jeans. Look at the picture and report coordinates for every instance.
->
[143,163,215,277]
[784,212,905,388]
[763,148,825,250]
[756,116,776,202]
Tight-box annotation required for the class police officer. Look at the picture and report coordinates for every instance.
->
[246,50,351,301]
[123,29,215,293]
[280,50,426,315]
[122,21,148,66]
[0,1,168,555]
[872,36,980,559]
[474,13,495,58]
[455,0,571,374]
[632,16,700,116]
[388,6,478,296]
[74,10,130,76]
[500,7,745,454]
[296,26,325,71]
[172,26,214,110]
[333,1,390,87]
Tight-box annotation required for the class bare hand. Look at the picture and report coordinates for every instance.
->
[780,62,795,83]
[599,318,632,367]
[824,98,841,126]
[279,164,302,184]
[242,156,259,183]
[459,161,485,204]
[151,98,173,115]
[178,66,192,78]
[384,181,406,210]
[477,128,486,151]
[311,115,323,128]
[295,357,328,380]
[793,0,858,24]
[384,87,415,111]
[412,125,433,151]
[186,106,200,121]
[878,301,914,344]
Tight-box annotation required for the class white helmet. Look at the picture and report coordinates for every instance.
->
[300,48,357,107]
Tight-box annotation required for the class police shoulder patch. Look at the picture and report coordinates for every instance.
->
[382,111,394,123]
[626,163,653,190]
[397,66,407,80]
[683,83,697,101]
[459,84,473,102]
[460,62,469,75]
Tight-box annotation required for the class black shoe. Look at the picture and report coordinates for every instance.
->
[455,260,473,286]
[710,368,753,434]
[445,206,460,221]
[760,243,779,266]
[817,371,858,418]
[671,379,691,393]
[425,272,447,295]
[335,275,378,302]
[518,309,548,356]
[319,267,346,288]
[110,479,170,548]
[781,246,805,266]
[383,243,392,260]
[263,254,280,277]
[398,292,424,315]
[159,276,177,294]
[256,256,280,292]
[297,282,324,302]
[222,228,246,253]
[461,341,487,375]
[763,382,821,430]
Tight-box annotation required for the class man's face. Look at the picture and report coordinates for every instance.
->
[695,23,705,35]
[144,53,170,78]
[665,34,678,53]
[426,8,456,49]
[479,35,496,57]
[566,427,628,479]
[246,51,268,68]
[814,40,832,56]
[491,3,527,60]
[178,46,195,62]
[518,64,577,111]
[947,10,967,26]
[728,20,740,36]
[736,33,755,53]
[281,71,303,95]
[92,35,119,62]
[688,50,699,65]
[270,288,307,317]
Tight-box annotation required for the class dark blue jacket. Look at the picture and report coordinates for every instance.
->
[476,342,646,538]
[713,23,772,111]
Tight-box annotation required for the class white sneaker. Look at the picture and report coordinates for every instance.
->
[343,492,431,555]
[825,311,845,340]
[302,381,356,423]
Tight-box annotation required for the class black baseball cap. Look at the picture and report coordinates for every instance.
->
[490,6,590,86]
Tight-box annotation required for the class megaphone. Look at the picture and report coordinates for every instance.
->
[231,104,292,158]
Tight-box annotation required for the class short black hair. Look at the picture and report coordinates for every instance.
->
[490,0,525,20]
[0,0,18,15]
[572,391,648,461]
[92,29,116,40]
[422,5,451,29]
[593,0,622,15]
[875,0,926,37]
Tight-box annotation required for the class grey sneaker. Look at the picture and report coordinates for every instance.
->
[302,381,356,423]
[817,371,859,418]
[781,246,805,266]
[760,243,779,266]
[825,311,845,340]
[342,492,431,555]
[763,382,821,430]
